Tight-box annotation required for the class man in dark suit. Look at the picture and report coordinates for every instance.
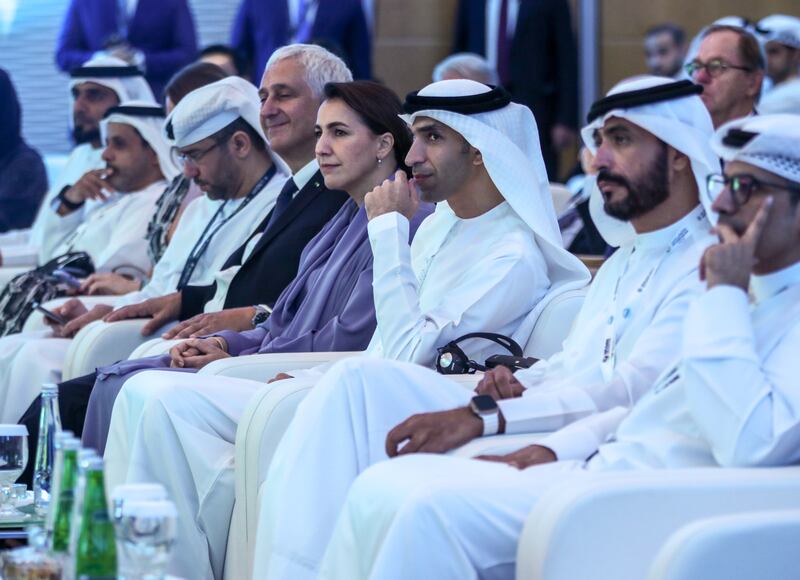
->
[55,0,198,100]
[16,46,354,484]
[454,0,578,179]
[231,0,371,82]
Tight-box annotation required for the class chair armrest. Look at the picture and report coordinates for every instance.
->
[199,351,362,381]
[62,319,159,380]
[648,509,800,580]
[517,467,800,580]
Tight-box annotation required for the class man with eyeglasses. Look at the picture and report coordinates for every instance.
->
[311,113,800,580]
[757,15,800,115]
[687,24,765,128]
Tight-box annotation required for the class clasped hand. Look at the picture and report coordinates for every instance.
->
[169,337,230,369]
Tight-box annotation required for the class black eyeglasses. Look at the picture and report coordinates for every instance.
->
[685,59,752,78]
[176,140,221,166]
[707,173,800,210]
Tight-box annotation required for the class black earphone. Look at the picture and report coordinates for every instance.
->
[435,332,524,375]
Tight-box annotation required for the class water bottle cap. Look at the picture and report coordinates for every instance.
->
[111,483,167,501]
[61,438,81,451]
[0,424,28,436]
[83,456,105,471]
[55,430,75,442]
[78,448,97,460]
[120,499,177,518]
[40,383,58,395]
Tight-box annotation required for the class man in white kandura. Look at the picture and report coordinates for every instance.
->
[0,55,155,269]
[103,79,591,580]
[0,77,290,423]
[254,76,721,579]
[758,15,800,115]
[318,113,800,580]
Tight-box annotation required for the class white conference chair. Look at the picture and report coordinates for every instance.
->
[515,467,800,580]
[647,509,800,580]
[203,286,587,579]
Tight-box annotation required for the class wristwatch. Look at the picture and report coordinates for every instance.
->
[250,304,271,327]
[52,185,84,212]
[469,394,500,436]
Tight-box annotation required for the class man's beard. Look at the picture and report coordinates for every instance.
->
[72,125,101,145]
[599,146,670,221]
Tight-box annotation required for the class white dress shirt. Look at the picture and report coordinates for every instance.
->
[547,260,800,469]
[0,144,105,267]
[499,206,715,434]
[364,201,550,366]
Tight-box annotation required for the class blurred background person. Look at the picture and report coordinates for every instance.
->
[231,0,371,82]
[0,69,48,234]
[432,52,498,84]
[199,44,249,78]
[644,23,687,78]
[758,14,800,114]
[453,0,579,180]
[686,24,764,128]
[55,0,198,100]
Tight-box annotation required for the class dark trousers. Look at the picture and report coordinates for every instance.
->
[18,372,98,487]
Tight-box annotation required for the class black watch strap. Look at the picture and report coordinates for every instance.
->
[54,185,85,211]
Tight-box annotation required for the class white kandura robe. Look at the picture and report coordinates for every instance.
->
[319,261,800,580]
[758,78,800,115]
[0,171,287,423]
[253,205,716,579]
[0,143,105,268]
[104,201,553,580]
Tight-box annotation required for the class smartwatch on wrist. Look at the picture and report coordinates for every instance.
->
[52,185,84,212]
[251,304,271,327]
[469,394,500,436]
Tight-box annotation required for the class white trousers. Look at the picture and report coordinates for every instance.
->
[256,358,477,580]
[320,455,587,580]
[104,369,312,580]
[0,330,70,422]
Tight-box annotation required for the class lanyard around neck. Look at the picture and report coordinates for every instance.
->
[600,208,706,382]
[176,165,277,289]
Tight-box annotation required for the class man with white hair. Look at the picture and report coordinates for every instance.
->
[0,55,154,268]
[432,52,498,85]
[317,113,800,580]
[254,76,720,579]
[103,79,590,580]
[758,15,800,114]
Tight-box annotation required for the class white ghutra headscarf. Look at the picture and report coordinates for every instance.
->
[401,79,592,346]
[581,75,719,247]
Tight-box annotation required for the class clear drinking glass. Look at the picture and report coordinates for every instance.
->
[0,424,29,519]
[115,499,177,580]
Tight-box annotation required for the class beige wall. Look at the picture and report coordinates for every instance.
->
[373,0,460,98]
[601,0,800,91]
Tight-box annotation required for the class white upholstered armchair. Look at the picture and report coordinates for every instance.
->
[515,467,800,580]
[202,286,588,578]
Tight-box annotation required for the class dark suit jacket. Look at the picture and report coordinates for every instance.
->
[231,0,371,81]
[454,0,578,173]
[180,171,348,319]
[55,0,198,99]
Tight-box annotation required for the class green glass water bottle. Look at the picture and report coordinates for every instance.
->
[48,435,80,553]
[73,457,117,579]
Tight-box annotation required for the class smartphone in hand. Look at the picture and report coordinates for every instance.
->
[32,302,67,326]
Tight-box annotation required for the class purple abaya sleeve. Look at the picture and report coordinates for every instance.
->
[254,265,377,354]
